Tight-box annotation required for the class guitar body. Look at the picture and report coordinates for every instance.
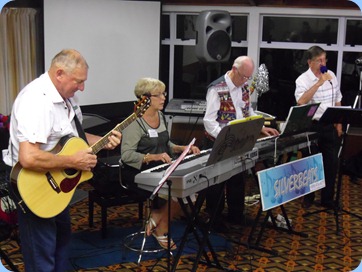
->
[11,137,93,218]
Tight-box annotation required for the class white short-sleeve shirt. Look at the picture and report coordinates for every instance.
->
[4,72,82,166]
[295,68,342,120]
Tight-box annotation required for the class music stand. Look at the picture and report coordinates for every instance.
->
[306,107,362,234]
[148,138,196,271]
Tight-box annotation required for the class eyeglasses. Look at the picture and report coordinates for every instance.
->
[236,68,252,81]
[313,58,328,65]
[149,92,167,98]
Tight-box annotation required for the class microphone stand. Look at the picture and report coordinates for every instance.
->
[304,67,362,229]
[304,107,362,235]
[332,91,362,234]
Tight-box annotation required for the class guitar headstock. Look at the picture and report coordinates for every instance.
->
[134,96,151,117]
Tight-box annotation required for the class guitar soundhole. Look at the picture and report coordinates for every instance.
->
[64,168,77,176]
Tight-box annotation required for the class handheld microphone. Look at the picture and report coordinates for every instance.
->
[355,58,362,65]
[320,65,328,74]
[320,65,332,85]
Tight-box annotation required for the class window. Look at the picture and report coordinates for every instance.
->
[177,15,197,40]
[232,16,247,42]
[172,46,247,99]
[160,44,170,92]
[341,51,362,107]
[262,16,338,45]
[175,14,248,42]
[258,49,337,119]
[161,14,248,100]
[161,14,170,40]
[345,19,362,46]
[162,8,362,120]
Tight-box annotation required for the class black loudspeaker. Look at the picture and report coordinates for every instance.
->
[195,10,232,63]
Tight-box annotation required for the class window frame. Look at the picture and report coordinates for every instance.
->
[162,5,362,101]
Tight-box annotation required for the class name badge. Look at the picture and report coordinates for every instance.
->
[148,129,158,138]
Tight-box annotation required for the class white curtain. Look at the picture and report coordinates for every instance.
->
[0,8,39,115]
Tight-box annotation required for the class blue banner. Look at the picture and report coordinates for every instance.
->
[257,153,325,211]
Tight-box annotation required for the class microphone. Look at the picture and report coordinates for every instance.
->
[356,58,362,65]
[320,65,328,74]
[320,65,332,85]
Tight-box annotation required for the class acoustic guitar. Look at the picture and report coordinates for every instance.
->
[10,96,150,218]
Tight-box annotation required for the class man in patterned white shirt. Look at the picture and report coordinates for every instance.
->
[203,56,278,228]
[295,45,343,209]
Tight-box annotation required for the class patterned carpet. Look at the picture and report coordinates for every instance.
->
[1,175,362,272]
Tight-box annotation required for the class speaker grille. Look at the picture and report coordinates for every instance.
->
[207,30,231,61]
[195,10,232,62]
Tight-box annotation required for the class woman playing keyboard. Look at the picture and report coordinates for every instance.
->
[120,77,200,250]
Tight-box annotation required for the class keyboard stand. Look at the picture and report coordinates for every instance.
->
[241,204,308,256]
[233,151,309,256]
[171,187,225,272]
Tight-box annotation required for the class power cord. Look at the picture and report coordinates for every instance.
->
[198,174,210,188]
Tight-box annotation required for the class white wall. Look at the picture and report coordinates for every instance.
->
[44,0,161,106]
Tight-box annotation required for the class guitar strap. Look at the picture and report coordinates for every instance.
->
[73,113,88,144]
[68,99,88,144]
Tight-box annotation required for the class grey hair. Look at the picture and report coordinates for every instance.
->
[51,49,89,73]
[232,56,254,69]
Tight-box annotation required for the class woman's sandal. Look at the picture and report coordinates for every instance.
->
[152,233,177,250]
[146,218,157,236]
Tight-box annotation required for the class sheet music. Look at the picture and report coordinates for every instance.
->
[150,138,196,197]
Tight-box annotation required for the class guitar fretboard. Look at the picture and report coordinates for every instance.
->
[91,113,137,154]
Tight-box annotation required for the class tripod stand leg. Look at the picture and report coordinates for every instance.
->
[137,232,147,264]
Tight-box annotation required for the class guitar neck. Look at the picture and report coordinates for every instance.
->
[90,113,137,154]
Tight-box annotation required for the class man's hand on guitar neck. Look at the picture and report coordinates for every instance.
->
[75,129,122,171]
[105,130,122,150]
[85,130,122,150]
